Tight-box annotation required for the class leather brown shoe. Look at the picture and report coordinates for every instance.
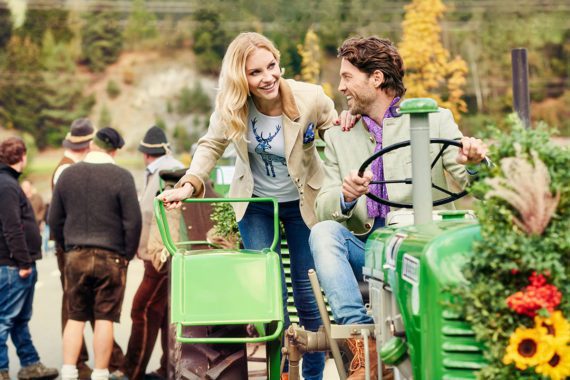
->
[77,363,92,380]
[346,337,394,380]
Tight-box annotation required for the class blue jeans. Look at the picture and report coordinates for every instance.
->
[0,264,40,371]
[238,199,324,380]
[309,220,376,325]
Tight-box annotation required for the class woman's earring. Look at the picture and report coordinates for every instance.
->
[281,67,286,76]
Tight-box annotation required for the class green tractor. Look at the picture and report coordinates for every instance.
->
[280,98,486,380]
[155,98,568,379]
[284,99,568,380]
[356,99,488,380]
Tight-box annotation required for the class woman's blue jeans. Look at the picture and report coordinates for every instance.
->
[238,199,324,380]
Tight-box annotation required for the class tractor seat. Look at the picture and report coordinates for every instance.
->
[158,168,187,183]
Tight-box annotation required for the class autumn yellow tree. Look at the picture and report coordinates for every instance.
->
[298,27,321,84]
[399,0,468,120]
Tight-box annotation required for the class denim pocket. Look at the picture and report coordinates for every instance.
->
[0,265,34,295]
[0,266,18,285]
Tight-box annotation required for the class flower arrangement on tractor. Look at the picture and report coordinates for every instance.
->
[459,118,570,380]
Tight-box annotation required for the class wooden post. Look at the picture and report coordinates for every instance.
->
[511,48,531,128]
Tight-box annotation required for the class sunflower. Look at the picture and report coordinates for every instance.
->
[503,326,554,370]
[535,311,570,346]
[535,344,570,380]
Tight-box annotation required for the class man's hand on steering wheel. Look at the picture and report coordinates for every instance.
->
[358,138,481,208]
[457,136,488,165]
[342,169,373,202]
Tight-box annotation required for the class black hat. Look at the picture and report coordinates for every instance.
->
[62,118,95,150]
[94,127,125,151]
[138,126,170,155]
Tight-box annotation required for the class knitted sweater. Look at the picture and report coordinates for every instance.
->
[48,157,142,259]
[0,164,41,268]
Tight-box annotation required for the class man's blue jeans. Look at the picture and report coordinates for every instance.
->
[238,199,324,380]
[0,264,40,371]
[309,220,375,325]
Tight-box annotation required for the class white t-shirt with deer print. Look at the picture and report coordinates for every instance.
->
[246,101,298,202]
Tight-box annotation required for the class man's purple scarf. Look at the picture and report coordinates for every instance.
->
[362,97,400,219]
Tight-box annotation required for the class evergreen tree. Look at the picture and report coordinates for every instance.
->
[66,7,84,63]
[192,7,229,74]
[0,36,47,144]
[18,1,72,44]
[0,30,94,148]
[40,30,95,147]
[398,0,468,120]
[81,8,123,72]
[41,30,74,71]
[123,0,158,49]
[0,0,12,49]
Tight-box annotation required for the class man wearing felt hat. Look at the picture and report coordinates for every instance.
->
[49,127,142,380]
[50,120,125,379]
[51,118,95,189]
[51,118,95,379]
[111,126,183,380]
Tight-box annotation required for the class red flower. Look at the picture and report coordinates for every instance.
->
[506,272,562,317]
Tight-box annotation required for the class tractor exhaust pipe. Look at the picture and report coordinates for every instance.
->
[399,99,439,225]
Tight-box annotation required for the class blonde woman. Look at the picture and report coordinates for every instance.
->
[159,32,337,379]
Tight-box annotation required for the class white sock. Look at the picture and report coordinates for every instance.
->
[61,365,78,380]
[91,368,109,380]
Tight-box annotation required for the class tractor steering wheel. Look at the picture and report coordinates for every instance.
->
[357,138,468,208]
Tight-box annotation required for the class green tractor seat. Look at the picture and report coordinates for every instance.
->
[170,248,284,344]
[154,197,285,379]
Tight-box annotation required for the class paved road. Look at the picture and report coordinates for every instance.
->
[7,254,161,379]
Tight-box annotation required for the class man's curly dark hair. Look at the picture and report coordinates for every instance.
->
[0,137,26,165]
[338,36,406,98]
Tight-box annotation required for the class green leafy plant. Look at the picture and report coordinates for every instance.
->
[173,124,197,153]
[209,202,287,250]
[99,104,112,128]
[155,117,167,130]
[176,81,211,115]
[106,79,121,99]
[209,203,241,248]
[456,116,570,379]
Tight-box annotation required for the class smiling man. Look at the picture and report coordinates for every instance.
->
[309,36,488,380]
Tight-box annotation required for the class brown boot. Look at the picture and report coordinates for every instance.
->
[346,337,395,380]
[77,363,92,380]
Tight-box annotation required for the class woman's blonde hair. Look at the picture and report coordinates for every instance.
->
[215,32,281,141]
